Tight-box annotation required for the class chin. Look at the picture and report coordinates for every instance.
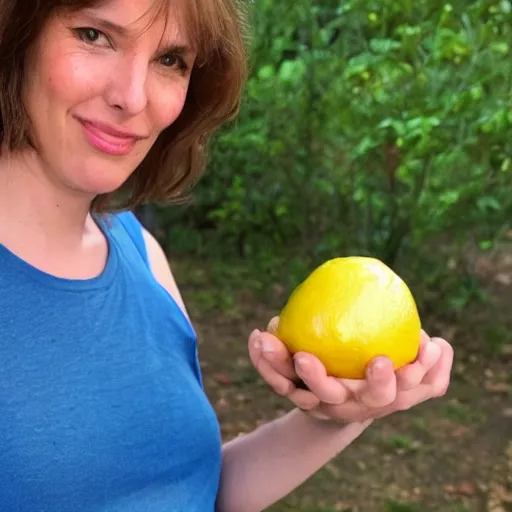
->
[70,160,135,197]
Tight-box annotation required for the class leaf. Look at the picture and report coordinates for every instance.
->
[257,65,274,80]
[477,196,501,212]
[213,373,232,385]
[352,135,380,157]
[501,0,512,14]
[370,38,401,54]
[278,59,306,84]
[439,190,460,207]
[484,381,511,393]
[444,482,476,496]
[491,42,510,55]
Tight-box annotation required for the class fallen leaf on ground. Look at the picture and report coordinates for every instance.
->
[484,381,511,393]
[500,345,512,356]
[213,373,232,385]
[494,273,512,286]
[444,482,476,496]
[215,397,230,412]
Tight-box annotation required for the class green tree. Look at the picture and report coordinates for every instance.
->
[162,0,512,312]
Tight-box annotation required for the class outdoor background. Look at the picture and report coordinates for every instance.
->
[140,1,512,510]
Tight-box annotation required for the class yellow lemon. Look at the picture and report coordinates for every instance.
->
[275,257,421,379]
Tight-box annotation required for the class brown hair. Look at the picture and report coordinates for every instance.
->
[0,0,248,211]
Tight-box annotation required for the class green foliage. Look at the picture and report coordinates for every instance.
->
[386,501,425,512]
[484,324,512,354]
[162,0,512,313]
[441,399,487,424]
[382,434,422,454]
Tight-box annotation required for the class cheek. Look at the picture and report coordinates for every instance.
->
[47,56,100,105]
[151,83,189,131]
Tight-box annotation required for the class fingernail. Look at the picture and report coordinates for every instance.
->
[369,357,389,378]
[250,329,262,350]
[423,342,434,356]
[372,358,387,370]
[424,341,441,363]
[295,356,309,373]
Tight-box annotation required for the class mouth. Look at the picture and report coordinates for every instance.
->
[75,117,145,156]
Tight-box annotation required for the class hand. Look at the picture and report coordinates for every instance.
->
[248,317,454,424]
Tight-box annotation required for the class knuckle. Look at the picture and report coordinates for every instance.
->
[394,397,413,411]
[398,378,416,392]
[274,381,293,397]
[321,388,347,406]
[367,397,394,409]
[292,393,320,411]
[433,382,449,398]
[295,400,316,411]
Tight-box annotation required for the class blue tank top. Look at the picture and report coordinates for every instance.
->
[0,212,222,512]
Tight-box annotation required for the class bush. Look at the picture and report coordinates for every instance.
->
[161,0,512,313]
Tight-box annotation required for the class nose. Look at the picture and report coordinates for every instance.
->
[105,55,148,115]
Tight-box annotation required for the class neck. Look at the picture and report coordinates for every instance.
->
[0,148,95,247]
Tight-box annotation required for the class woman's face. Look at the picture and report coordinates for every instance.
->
[22,0,196,197]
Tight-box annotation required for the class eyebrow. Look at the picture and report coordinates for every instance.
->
[80,12,194,55]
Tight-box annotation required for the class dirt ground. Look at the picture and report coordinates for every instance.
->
[174,247,512,512]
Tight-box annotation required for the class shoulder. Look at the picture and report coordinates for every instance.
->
[141,228,190,321]
[109,210,189,320]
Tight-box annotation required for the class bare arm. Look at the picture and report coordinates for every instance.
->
[142,228,373,512]
[142,229,190,321]
[216,411,371,512]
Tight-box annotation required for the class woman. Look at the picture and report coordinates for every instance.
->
[0,0,454,511]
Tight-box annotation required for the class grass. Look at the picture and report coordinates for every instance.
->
[270,504,346,512]
[381,434,423,454]
[441,400,487,425]
[386,500,423,512]
[411,417,428,432]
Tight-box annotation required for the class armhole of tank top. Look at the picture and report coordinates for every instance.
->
[117,211,205,388]
[116,211,150,268]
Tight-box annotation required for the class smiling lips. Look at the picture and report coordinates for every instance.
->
[77,118,145,156]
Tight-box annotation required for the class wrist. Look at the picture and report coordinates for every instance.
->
[295,407,374,431]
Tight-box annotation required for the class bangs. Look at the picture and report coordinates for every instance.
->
[168,0,245,66]
[56,0,244,68]
[0,0,247,207]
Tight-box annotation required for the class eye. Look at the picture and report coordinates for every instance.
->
[159,53,188,72]
[74,27,110,47]
[82,28,100,42]
[160,54,177,67]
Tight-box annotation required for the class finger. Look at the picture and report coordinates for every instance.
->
[422,337,454,396]
[357,356,397,408]
[377,339,453,413]
[417,331,442,368]
[293,352,350,405]
[336,377,368,395]
[287,388,322,411]
[256,358,296,396]
[368,339,453,415]
[257,330,297,381]
[317,399,376,423]
[338,331,430,394]
[396,338,442,391]
[248,331,295,396]
[267,316,280,334]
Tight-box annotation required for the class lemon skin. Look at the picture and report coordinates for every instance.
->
[275,257,422,380]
